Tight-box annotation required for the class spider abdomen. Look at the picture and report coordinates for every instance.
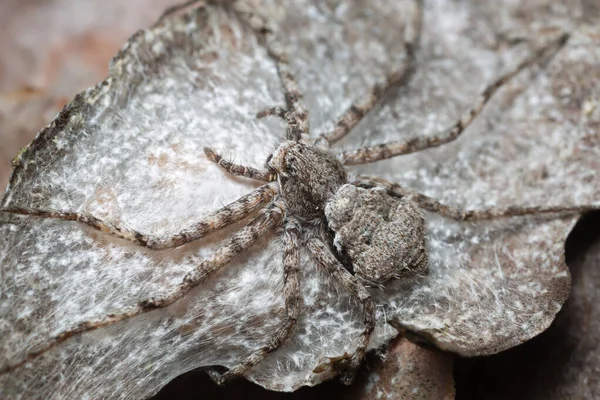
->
[325,184,428,287]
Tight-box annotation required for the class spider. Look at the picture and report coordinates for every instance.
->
[1,0,597,387]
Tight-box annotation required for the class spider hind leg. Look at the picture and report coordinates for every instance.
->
[354,176,600,220]
[207,219,301,384]
[306,237,375,385]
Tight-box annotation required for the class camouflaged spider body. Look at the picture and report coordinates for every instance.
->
[2,0,596,387]
[325,184,428,288]
[270,140,428,288]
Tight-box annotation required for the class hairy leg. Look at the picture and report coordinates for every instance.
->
[0,203,283,376]
[354,176,599,220]
[306,237,375,385]
[204,147,276,182]
[319,0,423,146]
[209,218,301,384]
[1,184,276,250]
[162,1,308,141]
[342,33,569,165]
[232,2,309,141]
[256,105,307,144]
[265,41,310,140]
[256,106,287,120]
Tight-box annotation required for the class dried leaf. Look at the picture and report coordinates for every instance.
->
[350,339,454,400]
[1,0,599,398]
[360,16,600,356]
[454,212,600,400]
[152,339,455,399]
[0,0,183,189]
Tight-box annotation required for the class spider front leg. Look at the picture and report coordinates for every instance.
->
[204,147,276,182]
[319,0,423,146]
[232,2,309,141]
[2,184,276,250]
[264,42,309,139]
[354,176,600,220]
[306,237,375,385]
[341,32,569,165]
[208,218,301,384]
[0,204,283,375]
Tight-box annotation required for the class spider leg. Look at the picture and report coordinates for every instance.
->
[1,184,276,250]
[208,217,301,384]
[341,33,569,165]
[0,203,284,376]
[265,43,310,141]
[319,0,423,146]
[354,176,599,220]
[230,2,309,141]
[256,106,287,120]
[256,106,307,145]
[204,147,276,182]
[306,237,375,385]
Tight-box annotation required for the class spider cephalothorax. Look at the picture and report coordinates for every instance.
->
[268,141,346,220]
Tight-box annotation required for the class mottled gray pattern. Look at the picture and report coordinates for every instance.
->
[326,184,427,288]
[269,141,346,220]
